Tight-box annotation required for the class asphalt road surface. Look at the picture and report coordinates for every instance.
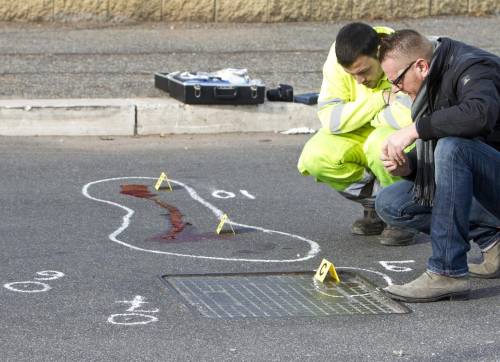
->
[1,134,499,361]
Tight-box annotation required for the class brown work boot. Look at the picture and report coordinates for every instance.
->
[468,240,500,279]
[351,205,385,235]
[378,226,417,246]
[384,271,471,303]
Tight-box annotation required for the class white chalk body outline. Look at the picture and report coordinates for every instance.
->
[82,177,321,263]
[379,260,415,272]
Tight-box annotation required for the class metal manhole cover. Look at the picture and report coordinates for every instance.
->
[161,271,410,319]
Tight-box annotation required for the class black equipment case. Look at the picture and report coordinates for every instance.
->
[154,72,266,105]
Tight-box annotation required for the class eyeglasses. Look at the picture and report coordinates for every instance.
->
[389,60,416,89]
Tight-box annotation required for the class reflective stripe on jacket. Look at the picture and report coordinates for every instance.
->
[317,26,413,134]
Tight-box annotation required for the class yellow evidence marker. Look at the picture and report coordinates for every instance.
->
[314,258,340,283]
[216,213,236,235]
[154,172,173,191]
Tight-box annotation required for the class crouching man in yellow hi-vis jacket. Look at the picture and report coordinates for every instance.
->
[298,22,416,246]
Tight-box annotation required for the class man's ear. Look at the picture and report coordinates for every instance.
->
[416,58,430,78]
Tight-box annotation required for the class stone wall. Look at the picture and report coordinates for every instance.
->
[0,0,498,22]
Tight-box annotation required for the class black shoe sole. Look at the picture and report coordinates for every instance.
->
[378,237,415,246]
[384,290,470,303]
[351,226,384,236]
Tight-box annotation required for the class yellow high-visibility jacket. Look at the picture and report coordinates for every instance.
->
[317,26,412,134]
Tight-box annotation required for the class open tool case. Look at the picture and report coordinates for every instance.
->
[154,69,266,105]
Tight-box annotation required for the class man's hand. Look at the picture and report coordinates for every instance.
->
[381,124,419,166]
[381,153,412,176]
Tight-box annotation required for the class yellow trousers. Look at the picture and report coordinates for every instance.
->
[297,125,402,195]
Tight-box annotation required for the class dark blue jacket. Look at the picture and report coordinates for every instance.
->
[415,37,500,151]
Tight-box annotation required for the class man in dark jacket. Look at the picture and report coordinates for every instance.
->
[374,29,500,302]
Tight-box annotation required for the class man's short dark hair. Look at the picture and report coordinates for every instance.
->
[378,29,434,63]
[335,22,380,67]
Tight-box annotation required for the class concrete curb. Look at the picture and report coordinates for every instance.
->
[0,98,319,136]
[0,99,136,136]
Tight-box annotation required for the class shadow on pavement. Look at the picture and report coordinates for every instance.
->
[470,284,500,300]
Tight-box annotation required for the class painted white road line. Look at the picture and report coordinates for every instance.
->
[82,176,321,263]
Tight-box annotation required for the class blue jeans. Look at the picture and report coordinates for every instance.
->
[376,137,500,277]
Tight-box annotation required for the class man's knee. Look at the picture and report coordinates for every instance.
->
[298,142,326,178]
[434,137,464,164]
[375,181,413,224]
[363,127,396,159]
[375,186,397,223]
[297,131,365,178]
[364,127,403,187]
